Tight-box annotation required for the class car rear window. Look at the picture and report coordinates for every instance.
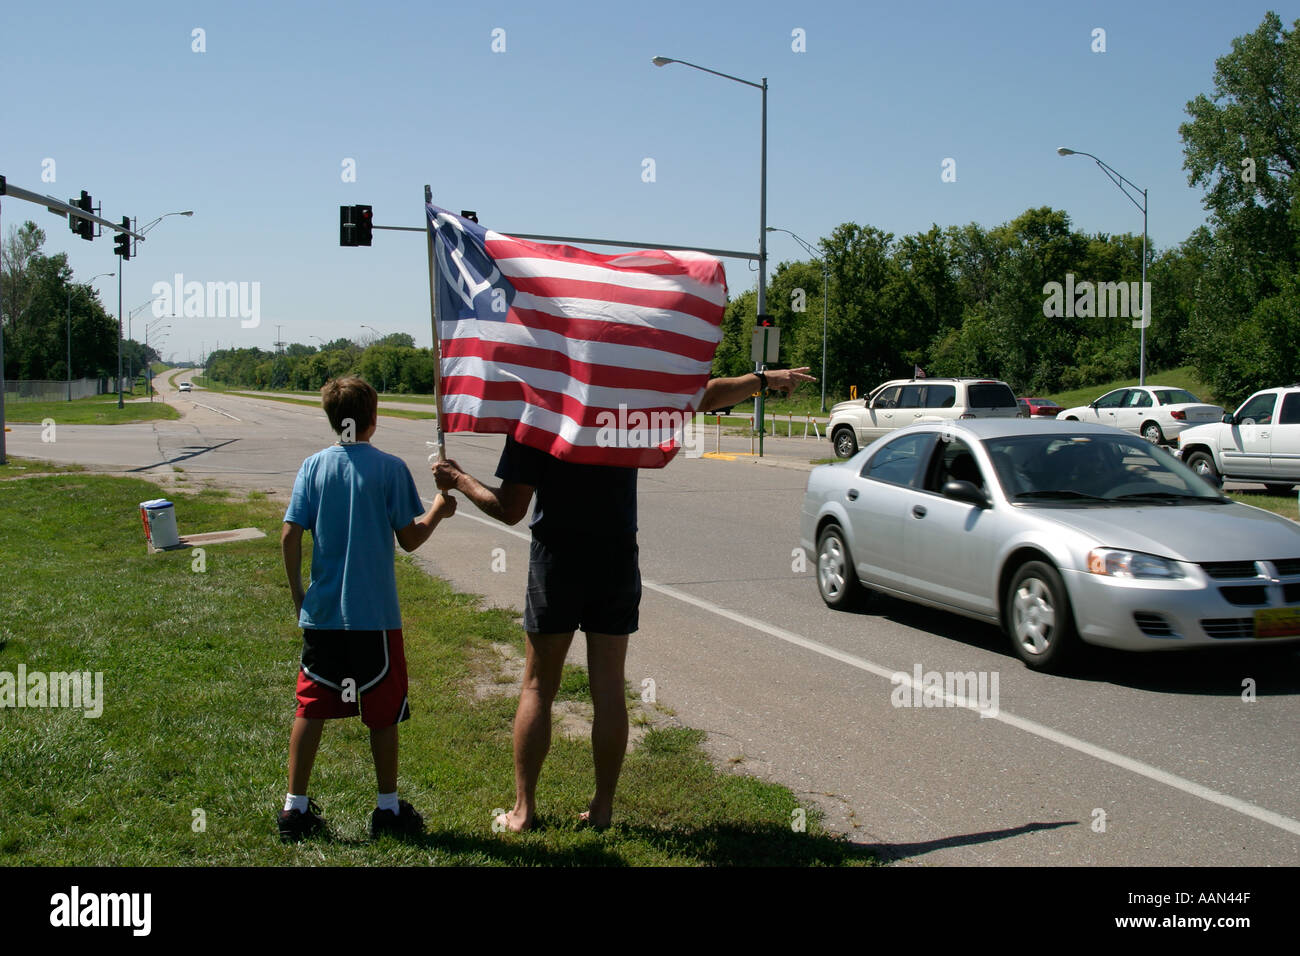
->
[862,433,935,487]
[966,383,1017,408]
[1280,392,1300,425]
[1154,388,1200,405]
[924,385,956,408]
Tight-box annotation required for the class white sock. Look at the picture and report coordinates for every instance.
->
[285,793,309,813]
[377,791,399,813]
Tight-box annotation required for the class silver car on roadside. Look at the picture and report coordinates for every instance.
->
[800,419,1300,671]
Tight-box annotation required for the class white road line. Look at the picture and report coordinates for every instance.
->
[188,401,241,422]
[431,505,1300,840]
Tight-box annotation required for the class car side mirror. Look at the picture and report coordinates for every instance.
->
[1221,412,1235,424]
[942,480,989,508]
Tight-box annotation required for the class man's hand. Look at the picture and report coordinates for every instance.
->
[433,459,463,492]
[432,491,457,520]
[764,366,816,395]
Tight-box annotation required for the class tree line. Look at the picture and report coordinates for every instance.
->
[1,223,156,384]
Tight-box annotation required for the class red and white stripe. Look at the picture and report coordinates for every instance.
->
[437,229,727,468]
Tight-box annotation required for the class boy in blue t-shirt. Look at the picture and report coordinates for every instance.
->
[278,376,455,842]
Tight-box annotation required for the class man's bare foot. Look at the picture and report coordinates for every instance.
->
[494,809,532,833]
[578,803,612,829]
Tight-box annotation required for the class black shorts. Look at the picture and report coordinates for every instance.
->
[524,536,641,635]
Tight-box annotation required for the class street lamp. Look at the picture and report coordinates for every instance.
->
[145,318,170,400]
[68,271,114,401]
[1057,147,1149,384]
[126,300,154,395]
[361,325,388,391]
[118,210,193,408]
[654,54,769,452]
[767,227,828,412]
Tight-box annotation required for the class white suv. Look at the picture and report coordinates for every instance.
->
[827,378,1020,458]
[1175,385,1300,493]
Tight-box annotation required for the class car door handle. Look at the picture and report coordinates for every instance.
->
[912,505,927,518]
[847,489,859,500]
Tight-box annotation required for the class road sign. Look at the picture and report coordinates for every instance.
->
[750,326,779,363]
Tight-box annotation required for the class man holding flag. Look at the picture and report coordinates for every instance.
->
[425,205,812,831]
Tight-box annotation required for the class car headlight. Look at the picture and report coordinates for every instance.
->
[1087,548,1184,579]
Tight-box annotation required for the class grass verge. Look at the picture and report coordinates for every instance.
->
[1045,366,1212,410]
[226,391,437,421]
[3,394,179,425]
[0,474,871,866]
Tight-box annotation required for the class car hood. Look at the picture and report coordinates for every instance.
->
[1177,421,1221,443]
[1028,501,1300,562]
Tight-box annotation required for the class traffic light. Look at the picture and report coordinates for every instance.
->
[339,204,373,246]
[68,190,94,241]
[114,217,132,260]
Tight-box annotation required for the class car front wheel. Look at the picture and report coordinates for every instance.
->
[832,427,858,459]
[1141,421,1165,444]
[1264,483,1295,495]
[1005,561,1078,671]
[1184,450,1221,486]
[816,524,865,610]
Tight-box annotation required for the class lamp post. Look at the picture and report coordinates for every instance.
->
[1057,147,1149,384]
[126,300,154,397]
[69,272,115,401]
[767,227,828,412]
[361,325,387,392]
[118,210,193,407]
[145,318,170,400]
[654,55,768,452]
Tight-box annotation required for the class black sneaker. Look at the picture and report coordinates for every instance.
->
[278,799,326,843]
[369,800,424,839]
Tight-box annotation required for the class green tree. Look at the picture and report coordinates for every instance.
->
[1180,12,1300,401]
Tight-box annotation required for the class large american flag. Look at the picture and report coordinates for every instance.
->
[428,204,728,467]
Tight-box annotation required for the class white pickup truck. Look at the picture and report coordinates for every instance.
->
[1175,385,1300,494]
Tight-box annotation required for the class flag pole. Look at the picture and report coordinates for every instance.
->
[424,185,449,465]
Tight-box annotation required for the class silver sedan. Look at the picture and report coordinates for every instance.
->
[800,419,1300,671]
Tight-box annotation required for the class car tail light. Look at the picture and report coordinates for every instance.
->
[1170,409,1186,420]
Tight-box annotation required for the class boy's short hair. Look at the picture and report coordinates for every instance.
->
[321,377,378,436]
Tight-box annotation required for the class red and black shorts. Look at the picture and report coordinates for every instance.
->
[295,628,409,728]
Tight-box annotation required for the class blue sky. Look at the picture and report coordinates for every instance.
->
[2,0,1293,363]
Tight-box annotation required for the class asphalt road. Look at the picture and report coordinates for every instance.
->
[8,374,1299,866]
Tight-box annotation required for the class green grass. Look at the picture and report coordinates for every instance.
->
[1226,489,1299,520]
[1045,366,1213,410]
[3,394,180,425]
[226,391,438,421]
[0,474,871,866]
[0,456,86,477]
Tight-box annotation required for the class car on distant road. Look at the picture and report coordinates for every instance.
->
[827,377,1019,459]
[801,419,1300,671]
[1055,386,1221,444]
[1018,397,1064,419]
[178,382,192,392]
[1175,385,1300,494]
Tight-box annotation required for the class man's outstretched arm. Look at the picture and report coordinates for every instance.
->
[699,366,816,412]
[433,459,534,526]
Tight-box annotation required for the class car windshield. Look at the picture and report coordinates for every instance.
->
[1153,388,1200,405]
[984,434,1226,504]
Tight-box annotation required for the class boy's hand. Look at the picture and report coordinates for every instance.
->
[433,492,458,520]
[433,459,463,491]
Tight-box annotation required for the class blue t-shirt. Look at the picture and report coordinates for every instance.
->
[284,443,425,630]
